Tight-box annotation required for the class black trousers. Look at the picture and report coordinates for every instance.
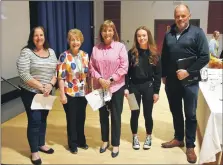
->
[99,86,124,146]
[165,77,199,148]
[20,88,49,153]
[63,95,87,149]
[129,81,154,135]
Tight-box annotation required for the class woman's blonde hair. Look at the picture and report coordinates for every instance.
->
[130,26,159,65]
[67,29,84,43]
[99,20,119,42]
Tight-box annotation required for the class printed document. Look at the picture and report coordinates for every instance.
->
[31,94,57,110]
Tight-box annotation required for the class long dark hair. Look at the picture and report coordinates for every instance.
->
[22,26,50,50]
[130,26,159,65]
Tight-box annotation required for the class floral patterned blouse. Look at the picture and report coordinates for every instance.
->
[57,50,89,97]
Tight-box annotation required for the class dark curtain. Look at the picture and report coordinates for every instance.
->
[29,1,94,58]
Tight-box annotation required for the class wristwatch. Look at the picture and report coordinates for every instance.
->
[109,77,114,82]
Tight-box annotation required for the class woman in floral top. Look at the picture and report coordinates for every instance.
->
[57,29,89,154]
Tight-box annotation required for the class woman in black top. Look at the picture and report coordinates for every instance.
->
[124,26,161,150]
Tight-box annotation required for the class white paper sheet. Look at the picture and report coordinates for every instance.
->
[103,89,112,102]
[85,88,105,111]
[31,94,57,110]
[127,93,139,110]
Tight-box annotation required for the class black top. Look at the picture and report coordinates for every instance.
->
[161,24,209,78]
[125,48,162,94]
[220,50,223,59]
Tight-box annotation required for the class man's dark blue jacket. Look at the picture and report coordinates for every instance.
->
[161,24,209,78]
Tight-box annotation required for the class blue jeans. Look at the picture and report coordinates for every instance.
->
[165,77,199,148]
[20,88,49,153]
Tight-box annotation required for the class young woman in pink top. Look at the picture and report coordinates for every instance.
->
[89,20,128,158]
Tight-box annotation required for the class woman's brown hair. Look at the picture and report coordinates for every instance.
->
[23,26,50,50]
[99,20,119,42]
[130,26,159,65]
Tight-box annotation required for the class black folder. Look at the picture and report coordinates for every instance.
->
[176,56,201,86]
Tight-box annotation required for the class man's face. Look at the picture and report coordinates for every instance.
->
[174,5,191,32]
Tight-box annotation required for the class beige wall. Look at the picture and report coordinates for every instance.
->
[121,1,210,50]
[94,1,222,53]
[1,1,30,79]
[93,0,104,44]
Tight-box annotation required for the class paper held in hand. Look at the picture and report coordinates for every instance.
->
[31,94,57,110]
[127,93,139,110]
[103,89,112,102]
[85,88,112,111]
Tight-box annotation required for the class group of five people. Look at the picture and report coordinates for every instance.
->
[17,4,209,165]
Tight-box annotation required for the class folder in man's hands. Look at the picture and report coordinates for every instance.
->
[177,56,197,69]
[177,56,201,86]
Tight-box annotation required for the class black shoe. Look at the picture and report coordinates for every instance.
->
[78,144,89,150]
[70,147,78,154]
[99,144,109,153]
[111,151,119,158]
[30,156,42,165]
[39,147,54,154]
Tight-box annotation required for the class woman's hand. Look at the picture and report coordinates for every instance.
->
[60,93,67,104]
[153,94,159,103]
[39,84,45,94]
[43,84,53,97]
[124,89,129,97]
[99,78,110,89]
[87,85,92,93]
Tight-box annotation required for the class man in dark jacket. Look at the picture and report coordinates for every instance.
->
[161,4,209,164]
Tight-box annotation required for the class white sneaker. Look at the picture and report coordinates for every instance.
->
[132,136,140,150]
[143,135,152,150]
